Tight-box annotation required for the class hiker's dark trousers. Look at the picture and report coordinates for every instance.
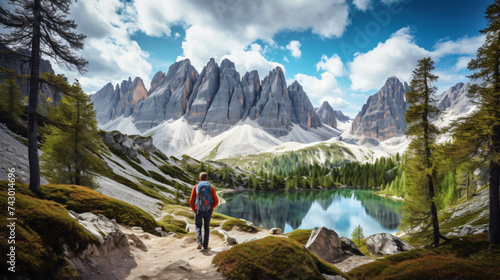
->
[195,209,212,249]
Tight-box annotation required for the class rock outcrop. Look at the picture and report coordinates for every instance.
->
[305,226,344,262]
[317,101,338,128]
[67,211,129,259]
[100,130,160,157]
[366,233,414,255]
[351,76,408,140]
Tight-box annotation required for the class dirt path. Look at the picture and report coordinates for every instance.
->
[121,226,227,280]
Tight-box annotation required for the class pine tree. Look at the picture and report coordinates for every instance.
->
[0,77,24,119]
[1,0,87,192]
[467,1,500,244]
[40,74,105,186]
[447,1,500,244]
[402,57,447,246]
[351,224,365,247]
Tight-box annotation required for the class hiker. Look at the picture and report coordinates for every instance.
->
[190,172,219,250]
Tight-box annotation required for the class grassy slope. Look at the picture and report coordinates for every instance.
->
[0,181,100,279]
[348,233,500,280]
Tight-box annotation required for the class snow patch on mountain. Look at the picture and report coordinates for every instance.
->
[280,124,341,143]
[181,119,283,160]
[144,117,207,156]
[336,119,353,132]
[99,116,141,135]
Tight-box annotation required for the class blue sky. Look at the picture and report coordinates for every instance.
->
[47,0,490,117]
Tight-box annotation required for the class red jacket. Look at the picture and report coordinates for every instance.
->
[190,182,219,212]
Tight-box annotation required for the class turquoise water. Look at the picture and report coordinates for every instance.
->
[215,188,403,237]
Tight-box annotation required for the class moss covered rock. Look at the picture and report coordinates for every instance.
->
[0,181,100,279]
[221,218,257,232]
[34,183,159,234]
[212,236,350,280]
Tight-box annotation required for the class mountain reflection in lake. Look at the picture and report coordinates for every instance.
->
[215,188,403,237]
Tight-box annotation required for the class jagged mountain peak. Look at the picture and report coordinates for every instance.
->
[93,58,332,147]
[316,101,337,128]
[351,76,408,141]
[438,82,473,114]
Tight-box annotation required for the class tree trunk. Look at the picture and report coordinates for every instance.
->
[466,172,470,197]
[28,0,42,192]
[489,124,500,244]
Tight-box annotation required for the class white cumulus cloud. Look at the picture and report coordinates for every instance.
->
[292,53,348,108]
[353,0,371,11]
[286,40,302,58]
[133,0,350,77]
[51,0,152,93]
[349,27,429,91]
[317,54,345,77]
[349,27,484,92]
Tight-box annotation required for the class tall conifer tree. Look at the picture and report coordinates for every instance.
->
[0,0,87,192]
[402,57,447,246]
[40,74,106,186]
[449,0,500,244]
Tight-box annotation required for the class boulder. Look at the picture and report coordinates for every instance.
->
[270,228,284,234]
[305,227,343,263]
[68,211,129,259]
[340,237,364,256]
[366,233,414,255]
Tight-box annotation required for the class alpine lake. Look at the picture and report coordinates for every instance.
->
[215,188,403,237]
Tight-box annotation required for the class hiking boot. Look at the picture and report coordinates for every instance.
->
[197,243,202,249]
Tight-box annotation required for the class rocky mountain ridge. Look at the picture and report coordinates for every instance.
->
[91,58,333,138]
[350,76,409,141]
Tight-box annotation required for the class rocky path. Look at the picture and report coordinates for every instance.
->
[74,209,371,280]
[121,226,226,280]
